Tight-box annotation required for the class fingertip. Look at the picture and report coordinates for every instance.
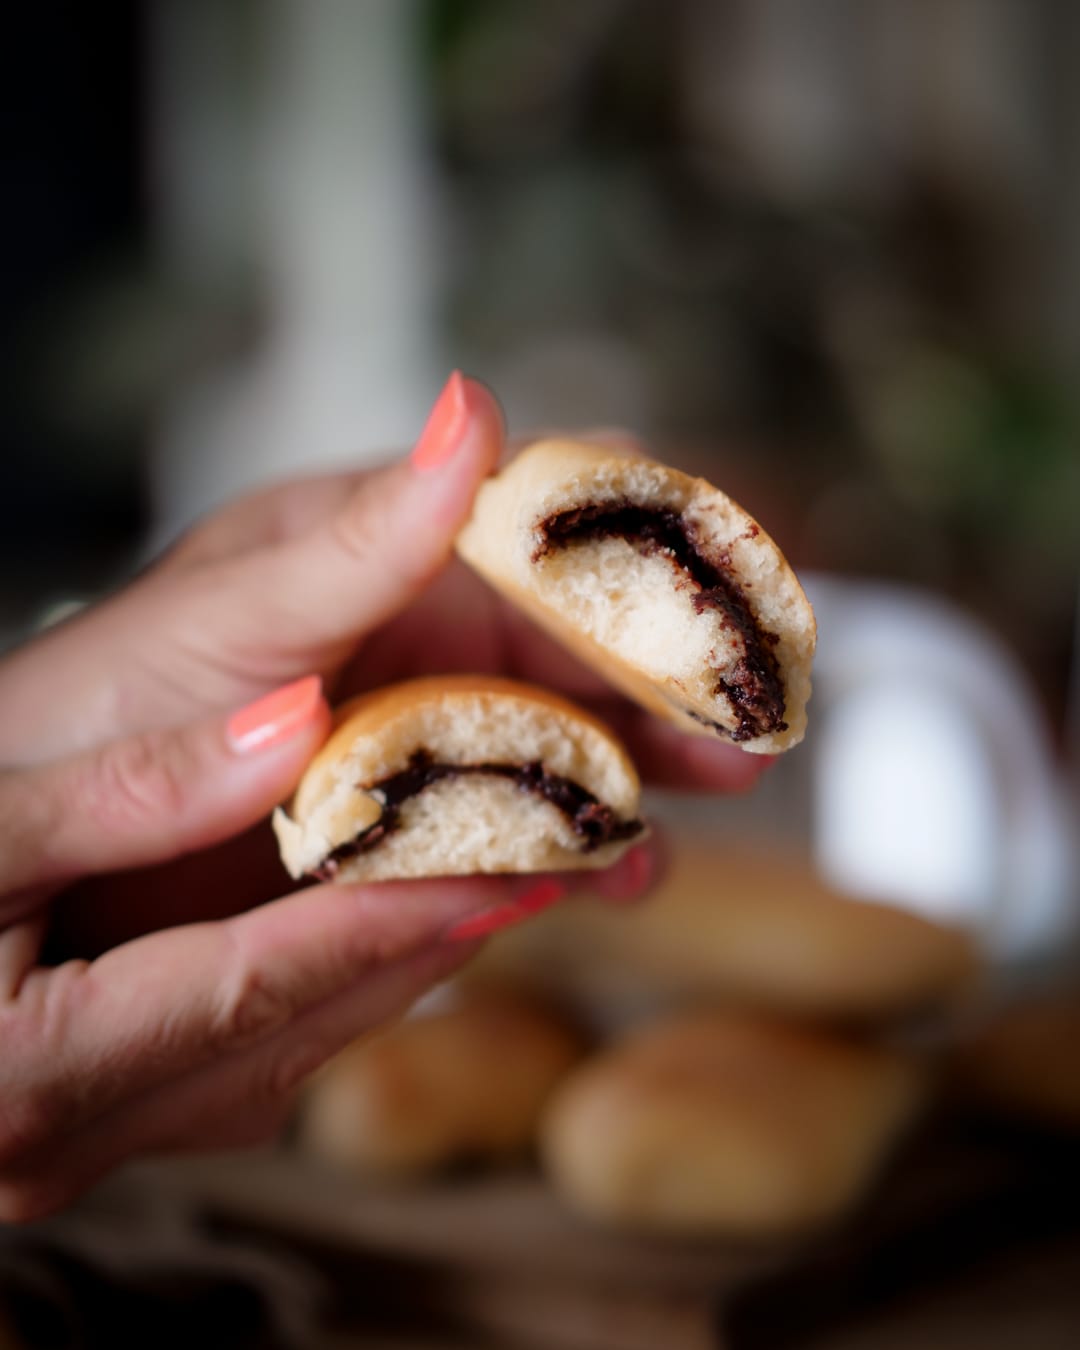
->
[440,876,568,943]
[218,677,331,817]
[410,371,505,479]
[589,838,663,906]
[457,375,507,488]
[679,736,776,793]
[461,375,506,446]
[629,712,776,793]
[408,372,506,532]
[225,674,328,757]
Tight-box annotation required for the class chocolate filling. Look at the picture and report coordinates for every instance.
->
[535,503,787,742]
[312,751,643,879]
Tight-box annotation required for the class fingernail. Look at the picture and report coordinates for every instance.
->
[589,842,655,907]
[441,879,567,944]
[411,371,470,473]
[226,675,323,755]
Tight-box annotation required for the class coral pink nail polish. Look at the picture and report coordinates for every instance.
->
[411,371,470,472]
[226,675,323,754]
[442,879,567,944]
[513,878,567,916]
[613,843,654,899]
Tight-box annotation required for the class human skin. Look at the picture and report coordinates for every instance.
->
[0,375,768,1220]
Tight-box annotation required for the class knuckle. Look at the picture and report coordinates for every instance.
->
[82,731,191,834]
[0,1081,70,1172]
[331,494,384,567]
[0,1066,63,1175]
[262,1040,331,1104]
[0,770,58,888]
[331,471,440,589]
[0,968,91,1170]
[329,469,448,602]
[211,948,297,1052]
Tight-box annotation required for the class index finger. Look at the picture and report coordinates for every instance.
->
[7,873,540,1136]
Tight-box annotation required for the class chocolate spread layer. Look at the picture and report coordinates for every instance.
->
[312,751,643,879]
[536,502,787,742]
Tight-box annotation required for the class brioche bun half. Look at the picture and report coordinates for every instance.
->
[273,675,644,882]
[456,440,815,752]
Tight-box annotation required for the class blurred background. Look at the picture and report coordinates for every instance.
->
[3,0,1077,705]
[3,4,1080,1346]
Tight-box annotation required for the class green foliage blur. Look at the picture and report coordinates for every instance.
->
[422,0,1079,726]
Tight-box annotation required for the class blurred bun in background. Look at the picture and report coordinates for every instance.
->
[471,837,979,1024]
[540,1011,927,1236]
[300,989,586,1178]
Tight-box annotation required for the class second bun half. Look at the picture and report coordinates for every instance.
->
[273,675,644,882]
[456,439,816,753]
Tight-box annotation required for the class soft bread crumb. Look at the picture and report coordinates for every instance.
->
[327,776,633,882]
[273,676,643,881]
[539,538,719,697]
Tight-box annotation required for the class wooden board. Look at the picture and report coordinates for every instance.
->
[146,1150,786,1290]
[85,1118,1080,1350]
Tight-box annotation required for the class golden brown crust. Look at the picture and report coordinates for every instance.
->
[273,674,643,881]
[295,674,638,810]
[540,1011,927,1235]
[300,990,587,1175]
[456,439,816,752]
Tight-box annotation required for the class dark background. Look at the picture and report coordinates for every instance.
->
[2,0,1077,740]
[0,3,147,618]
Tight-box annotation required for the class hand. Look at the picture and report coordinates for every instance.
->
[0,373,766,1214]
[0,684,648,1221]
[0,375,766,959]
[0,376,766,799]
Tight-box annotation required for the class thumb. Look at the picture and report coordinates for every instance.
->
[0,675,329,905]
[254,372,504,647]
